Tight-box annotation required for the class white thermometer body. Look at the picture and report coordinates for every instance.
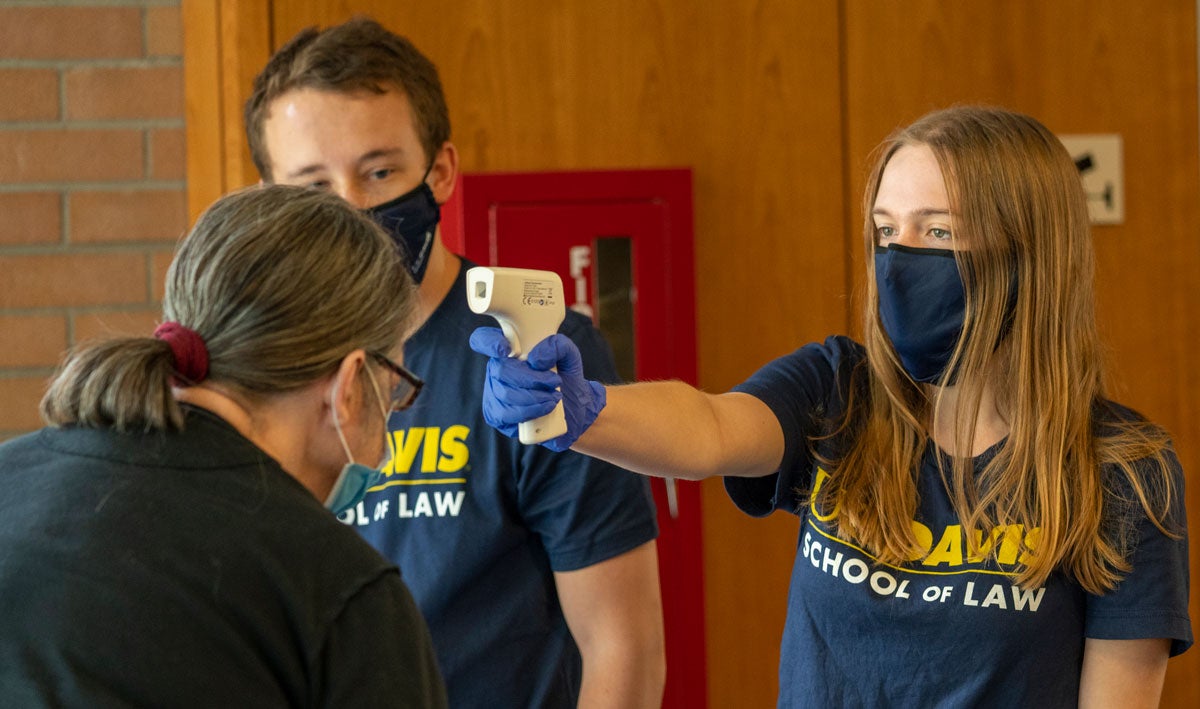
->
[466,266,568,444]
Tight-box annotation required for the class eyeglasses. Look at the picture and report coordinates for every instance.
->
[368,351,423,412]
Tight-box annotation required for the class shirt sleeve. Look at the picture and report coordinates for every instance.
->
[515,311,659,572]
[562,310,622,384]
[317,571,448,708]
[1085,450,1193,656]
[725,335,864,518]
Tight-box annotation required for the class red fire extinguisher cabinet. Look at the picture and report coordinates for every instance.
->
[442,168,706,709]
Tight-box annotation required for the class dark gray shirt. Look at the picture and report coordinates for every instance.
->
[0,406,447,708]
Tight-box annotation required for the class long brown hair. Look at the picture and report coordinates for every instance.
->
[817,106,1178,592]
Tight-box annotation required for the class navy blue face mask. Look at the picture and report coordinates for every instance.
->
[366,173,440,283]
[874,244,966,384]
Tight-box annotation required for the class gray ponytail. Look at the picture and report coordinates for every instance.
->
[41,338,183,432]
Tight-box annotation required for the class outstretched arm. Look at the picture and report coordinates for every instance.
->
[579,382,784,480]
[471,328,785,480]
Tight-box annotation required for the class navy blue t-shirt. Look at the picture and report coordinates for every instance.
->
[727,335,1192,708]
[345,260,658,708]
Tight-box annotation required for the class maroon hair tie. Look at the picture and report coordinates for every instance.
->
[153,321,210,384]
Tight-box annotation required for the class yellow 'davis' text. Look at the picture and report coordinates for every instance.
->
[381,425,470,475]
[799,469,1048,612]
[810,468,1041,569]
[338,426,472,526]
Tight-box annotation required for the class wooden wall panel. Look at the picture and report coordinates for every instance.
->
[182,0,221,222]
[843,2,1200,705]
[182,0,270,222]
[216,1,271,193]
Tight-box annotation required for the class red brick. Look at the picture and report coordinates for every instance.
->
[151,250,175,302]
[150,128,186,180]
[147,5,183,57]
[0,130,143,183]
[66,66,183,121]
[73,309,161,343]
[0,192,61,246]
[0,376,50,432]
[0,69,59,121]
[0,315,68,368]
[70,190,187,244]
[0,7,141,60]
[0,253,147,309]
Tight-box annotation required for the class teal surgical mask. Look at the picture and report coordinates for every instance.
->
[326,364,394,517]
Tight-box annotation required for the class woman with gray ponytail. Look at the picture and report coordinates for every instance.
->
[0,184,447,707]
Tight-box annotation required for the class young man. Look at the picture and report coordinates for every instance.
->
[244,16,665,708]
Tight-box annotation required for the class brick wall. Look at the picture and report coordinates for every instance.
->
[0,1,184,439]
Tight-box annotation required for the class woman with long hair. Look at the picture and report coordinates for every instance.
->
[471,106,1191,706]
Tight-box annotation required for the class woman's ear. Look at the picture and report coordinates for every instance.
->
[328,349,368,426]
[429,140,459,204]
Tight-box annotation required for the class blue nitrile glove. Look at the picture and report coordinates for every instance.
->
[524,332,607,451]
[469,327,561,439]
[469,327,606,451]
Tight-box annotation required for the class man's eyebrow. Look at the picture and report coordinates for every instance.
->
[356,148,404,165]
[283,148,408,181]
[285,164,325,180]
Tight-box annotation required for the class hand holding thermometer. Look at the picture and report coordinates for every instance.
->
[466,266,568,444]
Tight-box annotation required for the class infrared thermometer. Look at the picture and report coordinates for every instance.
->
[466,266,568,444]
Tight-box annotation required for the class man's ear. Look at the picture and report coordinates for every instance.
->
[429,140,459,204]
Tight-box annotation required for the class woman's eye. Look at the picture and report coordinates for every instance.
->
[877,225,896,238]
[307,180,331,191]
[930,227,951,240]
[369,168,394,181]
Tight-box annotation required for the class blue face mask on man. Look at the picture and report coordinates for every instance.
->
[365,170,441,284]
[874,244,966,384]
[325,365,394,518]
